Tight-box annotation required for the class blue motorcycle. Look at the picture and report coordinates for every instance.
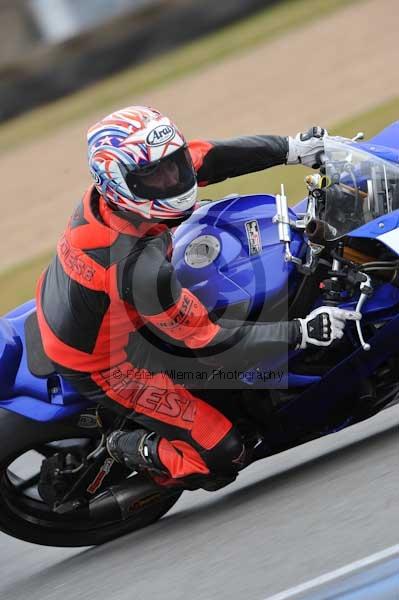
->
[1,122,399,546]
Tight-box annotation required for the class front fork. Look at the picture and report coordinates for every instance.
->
[321,243,374,351]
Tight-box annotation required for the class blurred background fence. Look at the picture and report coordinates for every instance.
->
[0,0,278,122]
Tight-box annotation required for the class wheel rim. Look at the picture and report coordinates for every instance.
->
[0,435,121,531]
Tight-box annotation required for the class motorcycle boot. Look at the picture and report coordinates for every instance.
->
[107,429,244,492]
[107,429,165,473]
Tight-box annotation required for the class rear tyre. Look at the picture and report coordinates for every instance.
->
[0,409,182,547]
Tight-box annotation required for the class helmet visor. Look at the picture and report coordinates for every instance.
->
[125,146,196,200]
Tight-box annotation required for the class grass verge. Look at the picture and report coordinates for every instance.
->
[1,252,54,316]
[2,94,398,315]
[0,0,363,155]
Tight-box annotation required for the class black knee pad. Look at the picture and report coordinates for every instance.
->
[201,426,244,475]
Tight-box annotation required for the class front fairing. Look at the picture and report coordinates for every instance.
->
[321,137,399,241]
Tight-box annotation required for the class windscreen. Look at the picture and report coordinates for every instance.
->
[321,138,399,240]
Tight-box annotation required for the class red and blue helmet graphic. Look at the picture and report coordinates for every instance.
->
[87,106,197,220]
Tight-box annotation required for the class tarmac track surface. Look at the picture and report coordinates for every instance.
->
[0,405,398,600]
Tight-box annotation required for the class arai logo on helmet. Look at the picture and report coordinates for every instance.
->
[146,125,176,146]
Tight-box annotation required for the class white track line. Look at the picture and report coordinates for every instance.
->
[265,544,399,599]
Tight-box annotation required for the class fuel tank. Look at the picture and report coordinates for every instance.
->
[172,194,305,321]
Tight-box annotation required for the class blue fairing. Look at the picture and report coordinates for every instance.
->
[347,210,399,241]
[0,302,88,421]
[342,121,399,165]
[365,120,399,156]
[357,142,399,165]
[172,194,305,318]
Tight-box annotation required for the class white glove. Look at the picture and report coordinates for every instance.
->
[295,306,361,349]
[287,126,327,168]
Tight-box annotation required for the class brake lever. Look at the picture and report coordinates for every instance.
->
[355,274,373,351]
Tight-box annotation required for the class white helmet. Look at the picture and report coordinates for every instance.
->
[87,105,197,221]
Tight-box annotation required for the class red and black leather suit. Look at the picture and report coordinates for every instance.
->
[37,135,300,484]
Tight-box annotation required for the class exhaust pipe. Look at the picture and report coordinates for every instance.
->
[89,475,178,521]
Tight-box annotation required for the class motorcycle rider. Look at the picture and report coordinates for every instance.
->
[36,105,361,491]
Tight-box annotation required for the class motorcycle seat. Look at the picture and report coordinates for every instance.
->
[24,312,56,378]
